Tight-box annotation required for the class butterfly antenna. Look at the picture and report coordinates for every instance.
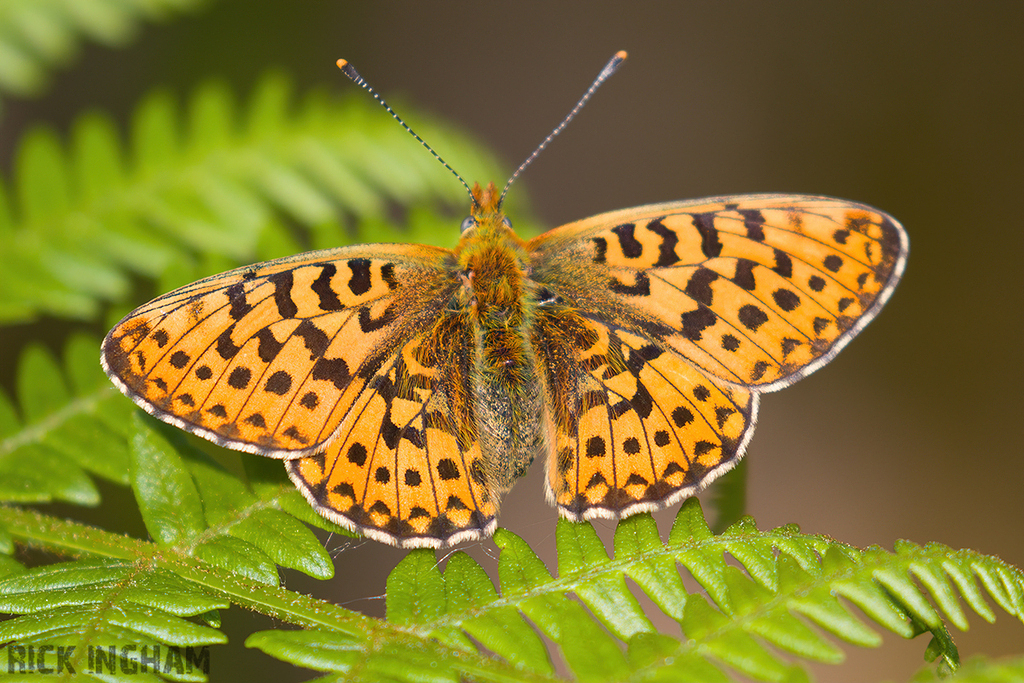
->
[337,59,476,205]
[498,51,627,208]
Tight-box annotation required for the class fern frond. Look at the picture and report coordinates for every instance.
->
[1,506,400,682]
[0,0,207,107]
[0,334,350,580]
[0,559,226,681]
[0,335,126,506]
[244,499,1023,682]
[4,489,1021,681]
[0,72,501,323]
[911,654,1024,683]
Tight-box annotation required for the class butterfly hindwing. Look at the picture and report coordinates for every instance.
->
[287,312,496,547]
[528,195,908,392]
[531,307,755,519]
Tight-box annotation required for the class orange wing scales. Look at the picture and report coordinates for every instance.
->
[287,313,496,547]
[532,308,755,520]
[103,249,453,455]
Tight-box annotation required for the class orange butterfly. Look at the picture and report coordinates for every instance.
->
[103,53,907,548]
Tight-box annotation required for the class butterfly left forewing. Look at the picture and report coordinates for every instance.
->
[102,244,457,456]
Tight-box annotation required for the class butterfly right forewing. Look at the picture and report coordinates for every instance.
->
[529,195,907,392]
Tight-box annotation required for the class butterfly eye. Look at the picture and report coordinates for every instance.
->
[460,217,477,233]
[503,217,513,229]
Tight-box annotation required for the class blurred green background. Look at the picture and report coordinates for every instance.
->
[1,2,1021,681]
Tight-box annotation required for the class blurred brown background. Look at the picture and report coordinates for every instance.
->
[1,2,1021,681]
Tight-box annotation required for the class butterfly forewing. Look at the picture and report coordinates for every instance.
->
[528,195,907,391]
[102,244,457,456]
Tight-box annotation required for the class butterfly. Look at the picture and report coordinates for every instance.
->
[102,53,908,548]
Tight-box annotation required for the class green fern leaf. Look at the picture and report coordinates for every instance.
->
[0,0,208,105]
[910,654,1024,683]
[0,72,502,323]
[245,500,1023,682]
[0,559,226,682]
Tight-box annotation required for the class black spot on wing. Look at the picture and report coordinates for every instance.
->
[734,259,757,291]
[738,305,769,332]
[216,326,241,360]
[264,370,292,395]
[255,328,284,363]
[684,267,718,307]
[347,443,367,467]
[311,263,344,311]
[347,258,372,295]
[380,263,399,290]
[692,213,723,258]
[294,319,329,358]
[681,307,717,341]
[738,209,767,242]
[646,218,680,266]
[312,357,350,391]
[609,272,651,297]
[227,366,251,389]
[226,283,252,320]
[612,223,643,258]
[773,288,801,312]
[267,271,298,318]
[358,305,396,332]
[772,249,793,278]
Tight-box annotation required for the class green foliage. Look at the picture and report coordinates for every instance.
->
[3,494,1023,682]
[0,3,1020,682]
[0,0,209,111]
[0,70,500,323]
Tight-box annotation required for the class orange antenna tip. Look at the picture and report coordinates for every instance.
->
[615,50,628,60]
[336,59,361,83]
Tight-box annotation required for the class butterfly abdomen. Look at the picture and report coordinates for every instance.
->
[460,232,548,496]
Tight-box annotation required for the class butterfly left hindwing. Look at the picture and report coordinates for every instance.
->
[530,304,756,520]
[287,311,497,547]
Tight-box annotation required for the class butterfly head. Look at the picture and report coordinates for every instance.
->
[460,181,516,238]
[470,182,501,219]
